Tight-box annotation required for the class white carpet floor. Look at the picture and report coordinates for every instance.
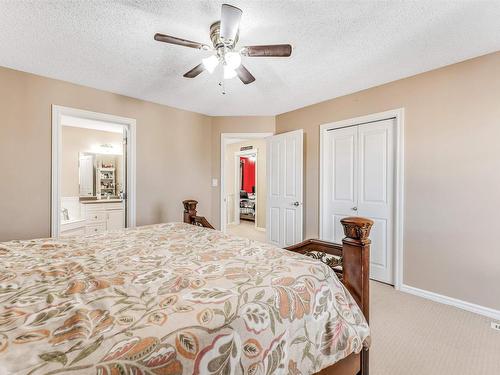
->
[226,220,267,242]
[371,281,500,375]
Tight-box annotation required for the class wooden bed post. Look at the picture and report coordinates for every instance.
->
[182,200,215,229]
[340,217,373,375]
[183,199,198,224]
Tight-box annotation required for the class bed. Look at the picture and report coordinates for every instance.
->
[0,200,372,375]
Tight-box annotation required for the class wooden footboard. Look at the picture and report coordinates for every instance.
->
[286,218,372,375]
[182,200,372,375]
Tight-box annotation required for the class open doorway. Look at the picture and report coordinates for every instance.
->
[220,133,272,242]
[51,106,136,237]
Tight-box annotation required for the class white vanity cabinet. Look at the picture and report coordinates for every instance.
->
[81,201,125,234]
[107,209,125,230]
[60,219,87,237]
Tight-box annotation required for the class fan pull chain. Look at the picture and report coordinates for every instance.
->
[218,80,226,95]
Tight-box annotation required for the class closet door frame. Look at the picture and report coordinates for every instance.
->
[319,108,405,290]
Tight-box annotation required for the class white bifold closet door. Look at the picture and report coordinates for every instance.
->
[321,119,395,284]
[266,129,304,248]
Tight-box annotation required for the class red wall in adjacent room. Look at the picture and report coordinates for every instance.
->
[240,156,255,193]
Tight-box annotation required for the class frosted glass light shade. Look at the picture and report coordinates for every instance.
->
[223,65,237,79]
[225,51,241,70]
[202,55,219,74]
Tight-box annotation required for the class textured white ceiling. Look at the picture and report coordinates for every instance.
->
[0,1,499,116]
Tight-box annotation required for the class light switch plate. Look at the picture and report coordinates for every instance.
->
[212,178,218,187]
[491,322,500,331]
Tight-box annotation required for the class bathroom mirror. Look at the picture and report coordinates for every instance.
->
[78,152,123,199]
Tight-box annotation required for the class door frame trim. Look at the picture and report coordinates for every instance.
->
[51,105,137,237]
[234,149,259,228]
[319,108,405,290]
[220,132,273,232]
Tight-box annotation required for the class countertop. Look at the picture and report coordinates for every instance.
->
[80,199,123,204]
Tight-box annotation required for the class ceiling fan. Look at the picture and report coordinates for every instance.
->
[154,3,292,85]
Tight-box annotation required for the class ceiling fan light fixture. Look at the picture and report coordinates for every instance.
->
[202,55,219,74]
[154,3,292,87]
[223,65,237,79]
[225,51,241,70]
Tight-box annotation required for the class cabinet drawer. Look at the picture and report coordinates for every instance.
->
[84,202,123,211]
[60,227,86,237]
[86,223,107,234]
[86,212,107,222]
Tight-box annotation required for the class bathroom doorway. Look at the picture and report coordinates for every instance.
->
[51,106,136,237]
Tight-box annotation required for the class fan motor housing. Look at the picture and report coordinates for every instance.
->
[210,21,239,49]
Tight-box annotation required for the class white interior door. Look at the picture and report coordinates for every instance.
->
[122,127,128,227]
[358,120,394,284]
[266,130,303,247]
[322,119,395,284]
[322,126,358,244]
[79,154,94,196]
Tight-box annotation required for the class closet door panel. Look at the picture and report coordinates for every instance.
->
[369,217,388,269]
[321,126,357,243]
[332,214,348,244]
[357,119,395,284]
[358,120,394,217]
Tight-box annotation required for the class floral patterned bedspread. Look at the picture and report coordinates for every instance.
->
[0,223,370,375]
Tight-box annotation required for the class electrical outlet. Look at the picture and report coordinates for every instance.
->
[491,322,500,331]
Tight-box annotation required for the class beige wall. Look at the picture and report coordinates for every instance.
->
[0,66,212,242]
[1,52,498,311]
[276,52,500,310]
[224,139,267,228]
[210,116,275,228]
[61,127,122,197]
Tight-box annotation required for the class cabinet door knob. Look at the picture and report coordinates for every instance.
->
[352,207,358,211]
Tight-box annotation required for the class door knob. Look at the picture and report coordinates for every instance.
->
[292,201,300,207]
[352,207,358,211]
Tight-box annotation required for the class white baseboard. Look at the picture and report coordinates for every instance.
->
[400,284,500,321]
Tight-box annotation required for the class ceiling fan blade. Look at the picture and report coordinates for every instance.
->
[183,63,205,78]
[154,33,208,50]
[235,65,255,85]
[242,44,292,57]
[220,4,242,43]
